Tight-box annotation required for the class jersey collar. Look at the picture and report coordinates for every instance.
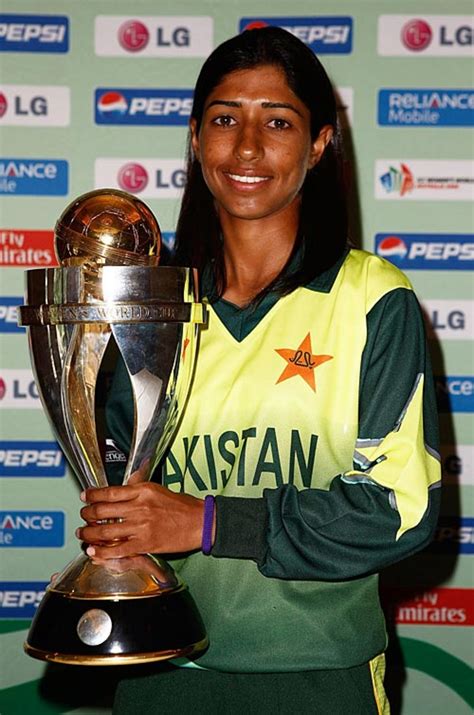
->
[200,247,349,342]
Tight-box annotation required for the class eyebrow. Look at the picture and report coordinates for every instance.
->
[206,100,303,117]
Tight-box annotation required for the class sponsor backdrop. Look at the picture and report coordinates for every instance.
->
[0,0,472,713]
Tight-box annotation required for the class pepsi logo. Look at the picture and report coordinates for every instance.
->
[118,163,148,193]
[377,236,408,259]
[118,20,150,52]
[97,91,128,115]
[402,19,433,51]
[0,378,5,400]
[0,93,7,118]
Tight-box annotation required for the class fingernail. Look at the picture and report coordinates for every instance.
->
[80,491,86,502]
[75,528,81,538]
[86,546,95,557]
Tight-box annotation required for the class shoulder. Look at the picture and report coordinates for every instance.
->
[343,249,413,313]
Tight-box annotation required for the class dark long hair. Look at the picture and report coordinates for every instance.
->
[173,27,348,299]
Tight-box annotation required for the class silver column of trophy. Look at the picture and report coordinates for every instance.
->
[18,189,208,665]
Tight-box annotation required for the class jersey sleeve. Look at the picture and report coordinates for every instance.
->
[212,286,442,580]
[103,354,134,485]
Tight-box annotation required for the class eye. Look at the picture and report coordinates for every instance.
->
[212,115,236,127]
[267,118,291,130]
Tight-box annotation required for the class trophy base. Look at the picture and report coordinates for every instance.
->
[24,553,208,665]
[24,587,208,666]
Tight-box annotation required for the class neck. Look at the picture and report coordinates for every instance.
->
[219,203,300,307]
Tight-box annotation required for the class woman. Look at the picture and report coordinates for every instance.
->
[78,27,441,713]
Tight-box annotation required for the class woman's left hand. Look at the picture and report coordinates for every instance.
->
[76,483,207,560]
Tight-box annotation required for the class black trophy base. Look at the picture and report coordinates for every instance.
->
[24,587,208,665]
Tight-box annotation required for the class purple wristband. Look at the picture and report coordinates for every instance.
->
[202,495,215,556]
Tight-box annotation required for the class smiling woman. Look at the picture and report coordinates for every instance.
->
[174,26,348,305]
[80,26,441,715]
[188,64,333,305]
[192,66,327,220]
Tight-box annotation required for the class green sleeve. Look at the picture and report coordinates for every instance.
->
[213,287,441,580]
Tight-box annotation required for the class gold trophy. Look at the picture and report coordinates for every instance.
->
[18,189,208,665]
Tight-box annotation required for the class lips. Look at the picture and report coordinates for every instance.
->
[223,170,271,189]
[227,173,269,184]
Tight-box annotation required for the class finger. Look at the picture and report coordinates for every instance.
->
[80,502,132,523]
[127,460,151,485]
[81,485,138,504]
[86,540,142,561]
[77,522,134,544]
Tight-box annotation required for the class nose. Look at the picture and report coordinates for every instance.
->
[234,123,263,162]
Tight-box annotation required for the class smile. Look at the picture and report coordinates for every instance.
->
[226,173,270,184]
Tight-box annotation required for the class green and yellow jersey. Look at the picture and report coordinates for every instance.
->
[106,248,441,673]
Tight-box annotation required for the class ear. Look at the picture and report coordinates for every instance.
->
[190,118,200,162]
[307,124,333,170]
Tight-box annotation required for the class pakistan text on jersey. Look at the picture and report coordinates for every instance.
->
[163,427,319,491]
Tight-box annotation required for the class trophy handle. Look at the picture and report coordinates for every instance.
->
[62,323,111,489]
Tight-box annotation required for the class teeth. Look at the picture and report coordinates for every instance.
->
[228,173,268,184]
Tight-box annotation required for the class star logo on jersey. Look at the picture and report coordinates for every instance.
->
[275,333,333,392]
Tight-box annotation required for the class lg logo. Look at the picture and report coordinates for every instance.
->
[0,92,48,118]
[118,163,149,193]
[116,162,186,195]
[400,17,473,52]
[118,20,149,52]
[402,19,432,51]
[117,19,191,52]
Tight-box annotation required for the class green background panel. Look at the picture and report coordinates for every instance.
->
[1,1,472,713]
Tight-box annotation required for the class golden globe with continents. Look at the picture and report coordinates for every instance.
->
[18,188,208,665]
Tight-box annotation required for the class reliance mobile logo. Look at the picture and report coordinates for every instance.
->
[0,297,23,333]
[0,158,68,196]
[0,14,69,53]
[0,370,40,408]
[0,229,57,267]
[378,89,474,127]
[0,441,66,477]
[379,163,414,196]
[375,160,474,201]
[95,16,213,57]
[435,376,474,414]
[430,517,474,554]
[375,233,474,270]
[0,582,47,618]
[95,88,193,126]
[0,511,64,547]
[0,84,70,127]
[378,15,473,57]
[95,159,185,199]
[239,17,353,54]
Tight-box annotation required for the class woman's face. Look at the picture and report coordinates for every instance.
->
[191,65,332,226]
